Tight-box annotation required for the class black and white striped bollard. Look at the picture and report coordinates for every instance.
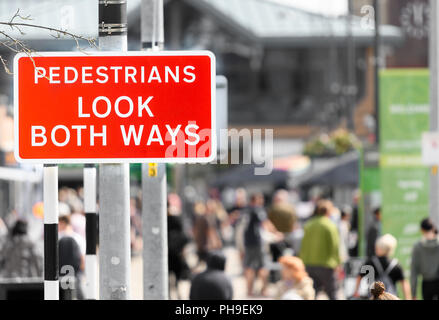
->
[43,164,59,300]
[84,164,98,299]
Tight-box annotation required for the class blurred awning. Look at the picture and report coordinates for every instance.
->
[185,0,404,47]
[2,0,404,47]
[290,151,360,188]
[210,164,288,189]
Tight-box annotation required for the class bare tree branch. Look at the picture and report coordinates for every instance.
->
[0,21,97,47]
[9,8,32,24]
[0,8,98,74]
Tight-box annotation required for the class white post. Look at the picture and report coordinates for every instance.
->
[98,0,131,300]
[141,0,168,300]
[84,164,98,299]
[43,164,59,300]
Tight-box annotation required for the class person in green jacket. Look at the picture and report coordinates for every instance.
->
[299,200,341,300]
[410,218,439,300]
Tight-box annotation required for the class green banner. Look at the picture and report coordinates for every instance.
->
[379,69,429,280]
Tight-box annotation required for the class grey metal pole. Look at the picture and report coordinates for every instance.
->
[142,163,168,299]
[141,0,168,300]
[141,0,164,50]
[98,0,131,300]
[429,0,439,227]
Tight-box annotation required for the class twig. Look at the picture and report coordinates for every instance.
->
[0,22,97,48]
[0,8,98,75]
[9,9,32,24]
[0,55,12,74]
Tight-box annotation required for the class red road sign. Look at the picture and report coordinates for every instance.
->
[14,51,216,163]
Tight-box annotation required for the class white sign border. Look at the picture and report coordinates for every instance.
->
[13,50,216,164]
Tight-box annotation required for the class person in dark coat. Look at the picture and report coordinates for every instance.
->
[0,220,42,278]
[366,208,381,258]
[168,212,190,281]
[59,236,83,300]
[189,251,233,300]
[410,218,439,300]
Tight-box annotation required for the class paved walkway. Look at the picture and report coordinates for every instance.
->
[131,244,348,300]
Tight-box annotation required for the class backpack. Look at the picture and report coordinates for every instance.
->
[371,256,398,296]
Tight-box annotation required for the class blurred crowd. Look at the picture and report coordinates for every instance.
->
[169,187,439,301]
[0,185,438,300]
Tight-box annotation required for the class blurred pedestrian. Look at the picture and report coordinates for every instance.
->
[277,256,315,300]
[130,196,142,254]
[189,251,233,300]
[69,194,86,239]
[338,208,351,264]
[242,193,281,297]
[348,191,360,257]
[168,194,190,298]
[193,201,222,267]
[206,199,224,248]
[366,207,381,258]
[299,200,341,300]
[353,234,411,299]
[370,281,399,300]
[206,198,228,244]
[268,189,298,256]
[228,188,248,235]
[58,210,85,256]
[0,219,42,278]
[410,218,439,300]
[58,214,85,299]
[266,189,299,283]
[59,234,83,299]
[0,217,7,252]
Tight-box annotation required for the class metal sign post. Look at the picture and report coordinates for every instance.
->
[141,0,168,300]
[98,0,131,300]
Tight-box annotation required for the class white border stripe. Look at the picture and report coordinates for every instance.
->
[84,167,97,213]
[13,50,216,164]
[43,166,58,224]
